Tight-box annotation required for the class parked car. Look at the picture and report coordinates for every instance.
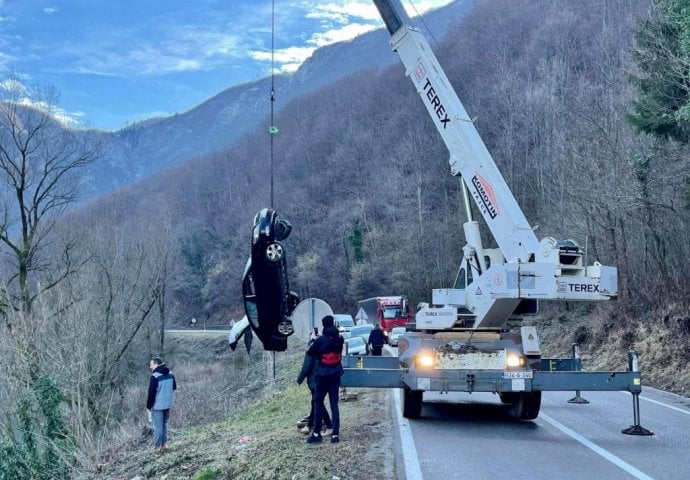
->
[349,324,374,343]
[242,208,299,352]
[344,336,369,356]
[388,326,407,347]
[334,314,355,333]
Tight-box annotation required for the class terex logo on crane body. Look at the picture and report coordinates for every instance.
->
[472,173,499,219]
[422,79,451,129]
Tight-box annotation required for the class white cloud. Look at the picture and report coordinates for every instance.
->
[248,2,380,73]
[2,93,83,129]
[70,28,244,76]
[51,108,84,129]
[0,51,15,69]
[43,7,59,15]
[0,78,26,94]
[305,0,453,23]
[305,2,380,23]
[307,22,376,47]
[249,45,317,73]
[27,0,459,81]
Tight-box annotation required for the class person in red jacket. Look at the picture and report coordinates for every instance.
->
[306,315,344,444]
[296,334,332,435]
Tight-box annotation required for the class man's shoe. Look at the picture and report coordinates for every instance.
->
[330,435,339,444]
[307,433,322,444]
[299,426,310,434]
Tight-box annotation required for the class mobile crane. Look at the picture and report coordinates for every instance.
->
[341,0,651,435]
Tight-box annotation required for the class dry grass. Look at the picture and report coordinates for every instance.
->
[74,305,690,479]
[75,335,397,480]
[535,302,690,397]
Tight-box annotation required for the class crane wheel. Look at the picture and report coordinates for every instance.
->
[402,387,423,418]
[499,392,516,404]
[511,391,542,420]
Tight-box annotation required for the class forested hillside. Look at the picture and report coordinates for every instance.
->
[75,0,688,322]
[1,0,689,477]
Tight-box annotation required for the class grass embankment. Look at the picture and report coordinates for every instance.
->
[91,336,396,480]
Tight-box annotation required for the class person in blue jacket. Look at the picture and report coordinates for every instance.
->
[146,357,177,452]
[306,315,344,444]
[297,334,332,435]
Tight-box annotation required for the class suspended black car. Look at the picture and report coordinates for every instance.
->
[242,208,300,351]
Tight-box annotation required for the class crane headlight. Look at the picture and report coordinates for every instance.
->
[506,352,526,368]
[415,350,435,369]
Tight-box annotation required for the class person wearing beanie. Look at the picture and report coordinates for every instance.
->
[306,315,344,444]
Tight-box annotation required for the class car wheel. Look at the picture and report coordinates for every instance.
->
[273,219,292,241]
[277,320,294,336]
[265,242,284,262]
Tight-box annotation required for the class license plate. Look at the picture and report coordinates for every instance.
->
[502,371,533,379]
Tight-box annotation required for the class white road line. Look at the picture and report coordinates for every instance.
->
[620,392,690,416]
[540,413,654,480]
[392,389,424,480]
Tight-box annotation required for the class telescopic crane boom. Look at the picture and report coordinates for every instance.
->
[340,1,647,431]
[372,0,617,330]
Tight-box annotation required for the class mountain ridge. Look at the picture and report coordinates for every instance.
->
[79,1,471,199]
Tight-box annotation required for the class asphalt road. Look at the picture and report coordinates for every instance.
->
[392,387,690,480]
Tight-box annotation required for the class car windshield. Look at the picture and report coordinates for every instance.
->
[382,306,403,319]
[391,327,406,334]
[335,316,354,328]
[346,337,364,347]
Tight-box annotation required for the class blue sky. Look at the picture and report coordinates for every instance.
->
[0,0,454,131]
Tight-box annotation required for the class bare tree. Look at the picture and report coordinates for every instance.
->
[0,73,100,316]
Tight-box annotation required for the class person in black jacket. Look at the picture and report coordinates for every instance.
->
[368,324,386,356]
[306,315,344,444]
[146,357,177,452]
[296,336,332,434]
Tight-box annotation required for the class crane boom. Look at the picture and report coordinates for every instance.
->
[372,0,617,329]
[339,1,644,431]
[373,0,538,261]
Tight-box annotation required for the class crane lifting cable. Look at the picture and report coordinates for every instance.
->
[269,0,277,209]
[236,0,299,358]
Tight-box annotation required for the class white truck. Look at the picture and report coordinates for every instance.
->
[342,0,650,435]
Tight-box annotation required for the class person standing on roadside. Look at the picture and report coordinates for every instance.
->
[368,324,385,356]
[147,357,177,452]
[306,315,344,444]
[296,331,332,435]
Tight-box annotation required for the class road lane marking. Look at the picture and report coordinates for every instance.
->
[392,389,424,480]
[540,413,654,480]
[620,392,690,416]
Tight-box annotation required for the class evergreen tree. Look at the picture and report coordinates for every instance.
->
[628,0,690,142]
